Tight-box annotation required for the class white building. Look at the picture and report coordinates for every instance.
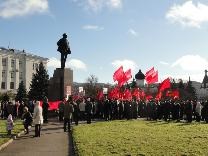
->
[0,47,48,93]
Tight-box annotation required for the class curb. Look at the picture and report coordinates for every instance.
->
[0,129,25,151]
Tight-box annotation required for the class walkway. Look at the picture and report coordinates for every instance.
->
[0,118,74,156]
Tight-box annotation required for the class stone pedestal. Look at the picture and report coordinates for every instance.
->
[48,68,73,101]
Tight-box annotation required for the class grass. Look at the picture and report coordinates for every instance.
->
[0,119,24,146]
[73,120,208,156]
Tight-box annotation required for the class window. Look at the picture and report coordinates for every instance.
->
[33,63,35,70]
[19,61,22,67]
[2,70,5,78]
[11,72,14,78]
[35,63,38,69]
[19,72,23,79]
[10,82,14,89]
[1,82,5,89]
[11,59,15,68]
[2,58,6,66]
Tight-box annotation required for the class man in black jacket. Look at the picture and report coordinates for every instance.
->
[85,98,93,124]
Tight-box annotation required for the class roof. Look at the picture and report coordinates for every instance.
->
[0,47,48,61]
[135,69,145,80]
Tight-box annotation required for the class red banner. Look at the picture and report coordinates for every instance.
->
[40,101,61,110]
[113,66,124,82]
[158,78,171,91]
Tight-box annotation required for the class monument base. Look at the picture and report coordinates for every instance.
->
[48,68,73,101]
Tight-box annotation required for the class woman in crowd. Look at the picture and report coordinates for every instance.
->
[33,101,43,137]
[22,106,33,134]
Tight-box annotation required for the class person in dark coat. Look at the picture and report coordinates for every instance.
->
[64,97,74,132]
[118,100,124,120]
[185,100,193,123]
[175,101,181,122]
[22,107,33,134]
[18,101,24,118]
[73,101,79,125]
[104,98,110,121]
[42,96,49,123]
[85,98,93,124]
[6,101,14,118]
[58,99,65,121]
[126,101,132,120]
[132,98,138,119]
[180,101,185,120]
[203,100,208,123]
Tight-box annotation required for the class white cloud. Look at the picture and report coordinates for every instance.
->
[107,0,122,9]
[161,73,204,83]
[171,55,208,71]
[73,0,122,12]
[128,28,138,37]
[66,59,87,71]
[0,0,49,18]
[159,61,169,65]
[112,59,138,71]
[166,1,208,28]
[48,57,87,71]
[82,25,104,31]
[48,57,60,68]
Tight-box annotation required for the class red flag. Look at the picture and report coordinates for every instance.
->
[156,91,162,100]
[145,67,154,78]
[117,69,132,87]
[159,78,171,91]
[132,88,140,100]
[40,100,61,110]
[124,69,132,81]
[139,89,146,99]
[123,89,132,101]
[146,95,153,100]
[113,66,124,82]
[146,70,158,84]
[118,78,126,87]
[172,90,179,98]
[166,90,179,99]
[97,90,104,100]
[108,87,120,100]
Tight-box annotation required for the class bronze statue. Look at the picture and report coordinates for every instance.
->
[57,33,71,69]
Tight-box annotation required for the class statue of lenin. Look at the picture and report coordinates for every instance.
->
[57,33,71,69]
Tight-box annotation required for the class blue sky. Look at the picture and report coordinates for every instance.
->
[1,0,208,83]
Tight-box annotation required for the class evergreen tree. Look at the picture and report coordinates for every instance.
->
[28,62,49,101]
[15,81,27,102]
[130,78,137,89]
[2,93,9,102]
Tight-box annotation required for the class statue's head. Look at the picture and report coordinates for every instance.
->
[63,33,67,38]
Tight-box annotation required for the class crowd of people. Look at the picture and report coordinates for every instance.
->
[58,97,208,125]
[0,99,47,137]
[2,95,208,136]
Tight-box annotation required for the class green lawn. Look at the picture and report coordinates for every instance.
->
[0,119,24,146]
[73,120,208,156]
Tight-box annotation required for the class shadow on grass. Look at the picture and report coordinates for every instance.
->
[0,133,10,138]
[145,121,170,126]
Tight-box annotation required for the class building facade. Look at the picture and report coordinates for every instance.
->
[0,47,48,93]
